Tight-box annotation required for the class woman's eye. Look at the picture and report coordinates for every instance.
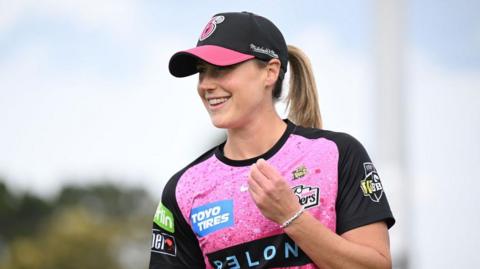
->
[216,65,234,72]
[196,64,235,77]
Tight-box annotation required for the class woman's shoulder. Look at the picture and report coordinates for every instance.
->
[292,125,374,170]
[292,124,363,148]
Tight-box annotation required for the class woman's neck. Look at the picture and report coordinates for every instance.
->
[223,115,287,160]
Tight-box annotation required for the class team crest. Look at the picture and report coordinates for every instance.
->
[360,162,384,202]
[292,185,319,209]
[199,15,225,41]
[292,165,308,180]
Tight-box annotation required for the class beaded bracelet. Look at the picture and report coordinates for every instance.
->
[280,205,305,229]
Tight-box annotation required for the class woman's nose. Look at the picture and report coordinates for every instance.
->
[198,71,217,93]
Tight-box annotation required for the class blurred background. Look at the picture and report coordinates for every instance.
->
[1,0,479,268]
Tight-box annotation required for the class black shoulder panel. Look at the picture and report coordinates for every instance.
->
[149,145,218,269]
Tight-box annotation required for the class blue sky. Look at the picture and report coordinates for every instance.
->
[1,0,477,87]
[0,1,374,81]
[0,0,382,193]
[410,0,480,69]
[0,0,478,195]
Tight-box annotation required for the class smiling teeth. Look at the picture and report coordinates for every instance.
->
[208,97,229,105]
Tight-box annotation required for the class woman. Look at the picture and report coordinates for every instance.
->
[150,11,395,269]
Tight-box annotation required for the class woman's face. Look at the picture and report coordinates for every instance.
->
[196,59,275,129]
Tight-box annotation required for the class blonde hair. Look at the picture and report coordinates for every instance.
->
[255,45,322,129]
[284,45,322,129]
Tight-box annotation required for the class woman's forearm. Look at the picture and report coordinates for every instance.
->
[283,212,391,269]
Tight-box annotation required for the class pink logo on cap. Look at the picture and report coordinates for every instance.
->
[199,15,225,41]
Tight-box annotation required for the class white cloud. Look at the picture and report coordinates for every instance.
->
[0,30,213,197]
[0,1,195,196]
[0,7,379,199]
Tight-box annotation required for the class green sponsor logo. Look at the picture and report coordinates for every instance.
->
[154,202,175,233]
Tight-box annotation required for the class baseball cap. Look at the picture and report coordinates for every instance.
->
[168,11,288,78]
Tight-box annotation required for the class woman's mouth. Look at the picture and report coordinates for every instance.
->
[207,96,231,110]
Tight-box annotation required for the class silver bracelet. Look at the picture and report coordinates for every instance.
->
[280,205,305,229]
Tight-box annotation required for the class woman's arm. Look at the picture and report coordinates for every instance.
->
[248,158,392,269]
[284,213,391,269]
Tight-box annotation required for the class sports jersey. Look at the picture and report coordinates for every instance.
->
[149,119,395,269]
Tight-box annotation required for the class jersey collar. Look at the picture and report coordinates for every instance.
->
[214,118,296,167]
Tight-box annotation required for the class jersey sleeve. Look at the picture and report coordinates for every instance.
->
[335,133,395,235]
[149,172,206,269]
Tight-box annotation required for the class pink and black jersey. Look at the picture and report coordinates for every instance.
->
[149,119,395,269]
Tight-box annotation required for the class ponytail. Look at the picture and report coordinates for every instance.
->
[283,45,322,129]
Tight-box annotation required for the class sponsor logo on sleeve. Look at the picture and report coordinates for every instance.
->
[190,200,234,237]
[360,162,384,202]
[292,185,319,209]
[292,165,308,180]
[153,202,175,233]
[151,229,176,256]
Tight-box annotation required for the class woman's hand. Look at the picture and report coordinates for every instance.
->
[248,159,392,269]
[248,158,301,225]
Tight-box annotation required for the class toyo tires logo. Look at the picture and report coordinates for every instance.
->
[190,200,234,237]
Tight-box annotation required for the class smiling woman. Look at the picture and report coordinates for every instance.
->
[196,60,274,130]
[150,11,395,269]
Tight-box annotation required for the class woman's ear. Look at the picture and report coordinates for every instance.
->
[264,59,281,88]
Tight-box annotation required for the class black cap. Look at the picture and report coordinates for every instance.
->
[169,11,288,78]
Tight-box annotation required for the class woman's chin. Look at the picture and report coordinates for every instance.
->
[210,120,229,129]
[209,116,233,129]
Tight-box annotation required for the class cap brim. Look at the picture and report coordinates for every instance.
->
[168,45,254,77]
